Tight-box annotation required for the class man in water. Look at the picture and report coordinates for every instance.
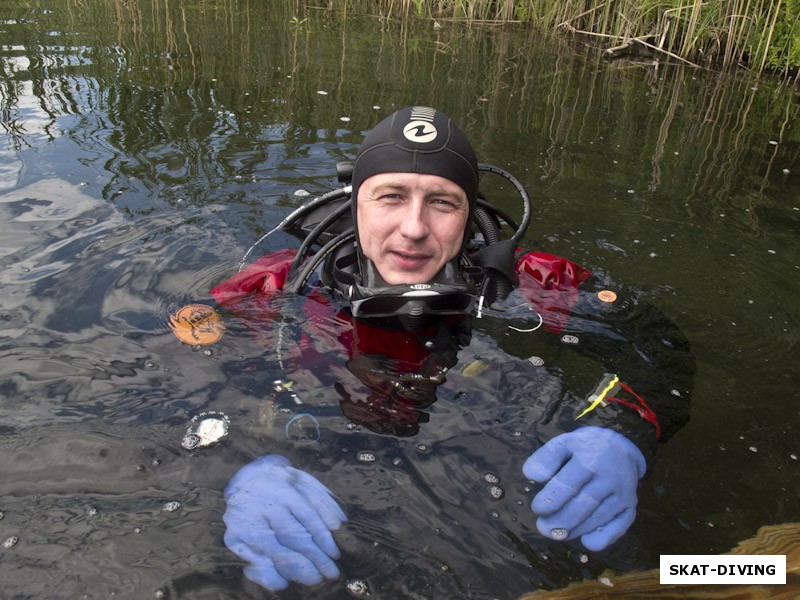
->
[213,106,693,591]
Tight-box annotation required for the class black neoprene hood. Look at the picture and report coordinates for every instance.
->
[351,106,479,210]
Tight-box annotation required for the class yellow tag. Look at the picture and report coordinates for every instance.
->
[463,360,489,377]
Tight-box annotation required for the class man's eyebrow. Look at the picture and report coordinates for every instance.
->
[372,182,411,192]
[371,182,466,203]
[427,187,464,198]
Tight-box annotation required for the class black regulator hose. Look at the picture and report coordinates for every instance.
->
[286,198,352,285]
[473,206,512,304]
[238,187,352,272]
[473,163,532,304]
[477,163,531,244]
[286,228,356,294]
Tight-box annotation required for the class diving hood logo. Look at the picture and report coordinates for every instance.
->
[403,120,438,143]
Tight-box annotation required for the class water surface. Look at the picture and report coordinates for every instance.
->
[1,1,799,598]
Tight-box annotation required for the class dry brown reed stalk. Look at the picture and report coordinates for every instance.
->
[328,0,795,76]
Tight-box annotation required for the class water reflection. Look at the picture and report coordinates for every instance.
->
[3,0,797,214]
[1,0,799,598]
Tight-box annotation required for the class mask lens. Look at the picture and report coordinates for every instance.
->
[351,292,474,318]
[351,296,409,317]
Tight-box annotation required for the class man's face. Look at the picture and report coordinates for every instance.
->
[356,172,469,285]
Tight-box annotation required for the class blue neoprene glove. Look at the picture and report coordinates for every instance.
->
[522,426,646,551]
[223,455,347,590]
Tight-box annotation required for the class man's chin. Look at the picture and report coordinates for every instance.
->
[381,271,436,286]
[380,260,437,285]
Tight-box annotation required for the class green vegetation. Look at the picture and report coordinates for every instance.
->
[308,0,800,78]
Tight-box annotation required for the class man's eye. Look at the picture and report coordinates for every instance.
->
[433,198,456,208]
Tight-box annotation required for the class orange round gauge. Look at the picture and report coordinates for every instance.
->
[597,290,618,303]
[169,304,225,345]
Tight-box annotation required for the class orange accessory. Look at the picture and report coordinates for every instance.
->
[169,304,225,345]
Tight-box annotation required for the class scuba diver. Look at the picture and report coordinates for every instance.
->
[212,106,694,591]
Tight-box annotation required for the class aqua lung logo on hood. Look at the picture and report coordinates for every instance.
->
[402,106,438,144]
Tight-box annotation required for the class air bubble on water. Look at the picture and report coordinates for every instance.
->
[579,553,589,563]
[182,434,200,450]
[749,446,758,453]
[163,501,181,512]
[598,576,614,587]
[3,536,19,548]
[134,527,142,533]
[483,472,500,484]
[489,485,505,500]
[345,422,359,431]
[294,189,310,197]
[0,511,4,520]
[202,349,213,356]
[87,506,98,517]
[392,457,403,467]
[345,579,369,597]
[416,443,428,453]
[183,413,229,449]
[356,451,377,463]
[550,527,569,540]
[490,511,500,519]
[144,361,157,370]
[285,413,321,443]
[154,589,168,600]
[791,454,797,461]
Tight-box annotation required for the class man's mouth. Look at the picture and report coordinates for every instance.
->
[390,250,431,268]
[393,250,428,260]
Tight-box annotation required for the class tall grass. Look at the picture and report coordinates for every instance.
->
[314,0,799,77]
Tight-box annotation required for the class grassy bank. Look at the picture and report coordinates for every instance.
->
[309,0,800,79]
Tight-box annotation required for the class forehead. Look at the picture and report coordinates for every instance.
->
[359,172,467,197]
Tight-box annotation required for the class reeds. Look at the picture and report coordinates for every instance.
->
[316,0,799,77]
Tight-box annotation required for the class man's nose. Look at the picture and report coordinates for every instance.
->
[398,200,429,239]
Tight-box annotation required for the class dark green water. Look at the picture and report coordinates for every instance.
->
[1,1,799,598]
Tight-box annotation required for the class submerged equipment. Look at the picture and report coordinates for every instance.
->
[238,161,532,319]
